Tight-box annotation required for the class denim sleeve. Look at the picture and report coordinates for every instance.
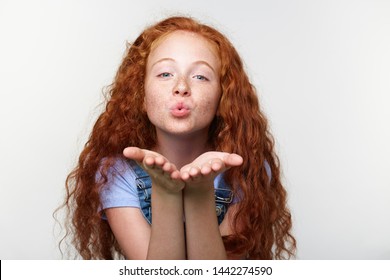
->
[99,158,140,219]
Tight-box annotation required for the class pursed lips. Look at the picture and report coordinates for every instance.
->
[170,102,191,117]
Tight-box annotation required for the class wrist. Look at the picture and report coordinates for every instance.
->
[151,178,185,195]
[184,184,214,202]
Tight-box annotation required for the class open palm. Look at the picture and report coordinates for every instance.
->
[180,151,243,190]
[123,147,185,193]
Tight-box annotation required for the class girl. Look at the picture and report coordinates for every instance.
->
[62,16,296,259]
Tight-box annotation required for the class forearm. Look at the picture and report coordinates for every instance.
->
[183,188,227,260]
[147,186,186,259]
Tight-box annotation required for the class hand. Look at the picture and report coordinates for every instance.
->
[123,147,185,193]
[180,151,243,192]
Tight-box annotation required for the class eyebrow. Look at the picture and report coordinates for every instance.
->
[151,58,217,73]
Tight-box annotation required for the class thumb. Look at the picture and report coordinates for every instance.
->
[123,147,146,162]
[224,153,243,168]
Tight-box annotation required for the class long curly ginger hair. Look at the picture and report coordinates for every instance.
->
[60,16,296,259]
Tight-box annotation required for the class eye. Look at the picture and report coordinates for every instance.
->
[193,75,208,81]
[158,72,172,78]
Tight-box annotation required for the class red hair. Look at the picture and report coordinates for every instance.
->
[59,16,296,259]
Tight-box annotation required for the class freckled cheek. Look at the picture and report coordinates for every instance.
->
[144,85,166,107]
[144,94,166,120]
[144,82,164,110]
[197,97,220,120]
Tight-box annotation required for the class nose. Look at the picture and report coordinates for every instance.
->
[173,77,190,96]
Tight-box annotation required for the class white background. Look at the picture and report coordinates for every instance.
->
[0,0,389,259]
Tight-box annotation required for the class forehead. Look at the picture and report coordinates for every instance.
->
[147,30,220,67]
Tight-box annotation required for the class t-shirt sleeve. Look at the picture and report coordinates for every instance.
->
[99,158,140,218]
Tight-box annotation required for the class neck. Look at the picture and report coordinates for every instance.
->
[153,131,211,169]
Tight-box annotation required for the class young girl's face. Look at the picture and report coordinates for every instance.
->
[144,30,221,141]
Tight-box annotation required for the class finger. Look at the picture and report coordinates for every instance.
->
[200,163,212,175]
[179,163,191,174]
[170,170,182,180]
[162,161,172,172]
[144,155,157,167]
[166,163,179,174]
[123,147,145,162]
[189,166,201,177]
[210,159,224,172]
[154,156,165,166]
[224,153,243,167]
[180,171,190,181]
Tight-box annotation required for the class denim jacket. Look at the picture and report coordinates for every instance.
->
[128,160,233,225]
